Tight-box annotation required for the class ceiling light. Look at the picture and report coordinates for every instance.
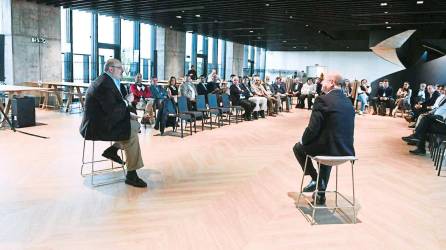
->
[283,40,287,43]
[304,46,308,49]
[346,46,350,49]
[417,0,424,4]
[214,20,219,23]
[249,30,254,33]
[384,11,388,14]
[195,14,201,17]
[386,26,392,29]
[176,15,182,19]
[289,16,293,19]
[257,36,261,39]
[380,2,388,6]
[305,24,309,27]
[169,25,173,29]
[265,3,270,7]
[186,30,193,33]
[385,21,389,24]
[293,46,297,49]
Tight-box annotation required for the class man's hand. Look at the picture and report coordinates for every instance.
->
[130,113,139,121]
[125,94,134,104]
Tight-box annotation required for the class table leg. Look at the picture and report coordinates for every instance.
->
[76,86,85,109]
[52,85,63,109]
[65,86,74,112]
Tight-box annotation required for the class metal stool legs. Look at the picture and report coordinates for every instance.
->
[297,155,357,225]
[81,140,126,187]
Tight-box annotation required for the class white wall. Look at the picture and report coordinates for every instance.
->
[265,51,404,82]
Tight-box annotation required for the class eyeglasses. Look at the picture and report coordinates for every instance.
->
[111,65,123,70]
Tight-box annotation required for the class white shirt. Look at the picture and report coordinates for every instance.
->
[301,83,316,95]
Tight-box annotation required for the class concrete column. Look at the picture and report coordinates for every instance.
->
[162,28,185,79]
[232,42,244,77]
[10,0,61,84]
[155,26,165,80]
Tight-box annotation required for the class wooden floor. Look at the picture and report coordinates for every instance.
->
[1,108,445,250]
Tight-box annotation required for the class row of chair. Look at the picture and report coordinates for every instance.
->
[170,94,244,138]
[427,129,446,176]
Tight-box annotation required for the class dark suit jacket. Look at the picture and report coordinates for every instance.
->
[196,82,209,96]
[423,91,440,108]
[271,82,287,94]
[80,73,131,141]
[302,89,355,157]
[239,83,252,99]
[207,81,220,94]
[230,84,243,105]
[377,86,393,98]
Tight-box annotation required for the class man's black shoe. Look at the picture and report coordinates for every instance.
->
[303,180,326,192]
[125,171,147,188]
[253,111,259,120]
[409,148,426,156]
[404,115,414,122]
[315,194,326,205]
[407,141,417,146]
[102,146,125,165]
[408,123,416,128]
[402,135,419,142]
[260,110,266,118]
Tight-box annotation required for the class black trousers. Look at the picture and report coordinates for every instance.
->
[239,99,255,118]
[414,114,446,149]
[299,94,314,109]
[293,142,332,191]
[372,97,395,114]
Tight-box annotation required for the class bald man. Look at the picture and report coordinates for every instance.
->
[80,58,147,188]
[292,73,355,205]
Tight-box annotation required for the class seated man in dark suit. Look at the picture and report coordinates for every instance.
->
[371,79,395,116]
[230,76,256,121]
[80,58,147,188]
[407,84,440,122]
[196,75,209,96]
[293,73,355,204]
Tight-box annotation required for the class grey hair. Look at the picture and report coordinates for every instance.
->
[104,58,121,72]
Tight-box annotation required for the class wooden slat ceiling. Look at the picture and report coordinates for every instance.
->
[33,0,446,51]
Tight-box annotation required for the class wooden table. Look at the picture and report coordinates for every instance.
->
[0,85,50,124]
[39,82,90,112]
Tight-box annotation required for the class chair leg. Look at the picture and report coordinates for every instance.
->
[181,119,184,138]
[189,120,193,135]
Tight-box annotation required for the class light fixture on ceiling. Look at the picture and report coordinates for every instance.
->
[257,36,261,39]
[384,11,388,14]
[195,14,201,17]
[265,3,270,7]
[176,15,182,19]
[386,26,392,29]
[249,30,254,33]
[169,25,173,29]
[293,46,297,49]
[385,21,389,24]
[186,30,193,33]
[304,46,308,49]
[289,16,293,19]
[282,40,287,43]
[380,2,388,6]
[417,0,424,4]
[346,46,350,49]
[305,24,309,27]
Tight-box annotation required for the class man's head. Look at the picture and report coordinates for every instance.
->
[185,75,192,83]
[232,76,239,85]
[104,58,123,80]
[307,78,314,84]
[191,65,195,69]
[420,83,426,90]
[383,79,389,88]
[254,76,261,85]
[135,73,142,84]
[152,77,158,85]
[403,81,410,89]
[199,75,206,83]
[427,84,434,94]
[321,73,343,94]
[439,85,445,95]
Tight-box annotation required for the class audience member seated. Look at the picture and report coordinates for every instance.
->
[130,73,155,124]
[402,96,446,155]
[149,77,168,112]
[356,79,370,115]
[230,76,256,121]
[272,77,291,112]
[255,77,278,116]
[250,78,270,118]
[406,84,439,122]
[371,79,395,116]
[180,75,198,110]
[207,74,223,94]
[167,76,179,103]
[196,75,209,96]
[207,69,221,83]
[290,78,304,108]
[413,83,427,107]
[315,77,323,96]
[392,81,412,116]
[240,77,267,119]
[299,78,317,109]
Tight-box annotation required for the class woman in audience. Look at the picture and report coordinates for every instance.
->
[392,81,412,116]
[130,73,155,124]
[356,79,371,115]
[167,76,179,103]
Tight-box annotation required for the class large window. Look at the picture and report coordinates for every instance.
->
[98,15,115,44]
[121,19,136,80]
[72,10,92,82]
[207,37,214,70]
[140,23,152,80]
[185,32,192,75]
[218,39,225,79]
[197,35,203,54]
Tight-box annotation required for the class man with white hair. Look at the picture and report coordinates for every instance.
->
[80,58,147,188]
[292,73,355,205]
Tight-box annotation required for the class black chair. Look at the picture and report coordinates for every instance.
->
[196,95,219,129]
[208,94,229,126]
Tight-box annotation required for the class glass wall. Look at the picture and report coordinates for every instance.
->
[120,19,136,80]
[207,37,214,71]
[140,23,152,80]
[217,39,225,79]
[185,32,193,75]
[72,10,92,82]
[98,15,115,44]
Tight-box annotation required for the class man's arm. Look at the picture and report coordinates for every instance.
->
[301,97,325,145]
[95,85,129,125]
